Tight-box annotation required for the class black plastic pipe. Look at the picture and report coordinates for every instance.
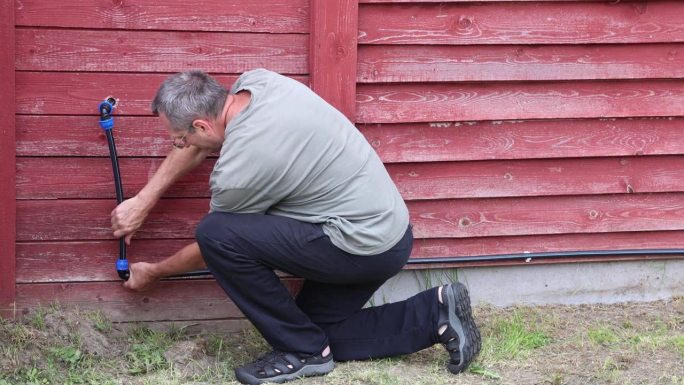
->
[167,248,684,279]
[99,97,130,281]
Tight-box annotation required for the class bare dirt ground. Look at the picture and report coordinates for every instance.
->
[1,298,682,385]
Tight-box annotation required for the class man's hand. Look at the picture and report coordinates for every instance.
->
[123,262,160,292]
[111,195,153,245]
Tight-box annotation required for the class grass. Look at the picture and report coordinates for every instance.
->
[479,309,551,362]
[1,299,682,385]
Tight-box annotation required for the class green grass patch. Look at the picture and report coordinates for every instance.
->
[588,325,619,346]
[480,310,550,361]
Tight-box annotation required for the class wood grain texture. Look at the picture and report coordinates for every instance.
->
[408,193,684,239]
[411,230,684,260]
[387,156,684,200]
[356,80,684,123]
[0,0,16,315]
[358,43,684,82]
[16,193,684,241]
[15,280,238,321]
[358,118,684,163]
[16,28,308,73]
[358,2,684,45]
[16,157,213,199]
[18,231,684,282]
[15,72,308,115]
[17,240,194,282]
[309,0,358,120]
[16,156,684,200]
[16,279,302,322]
[17,116,684,160]
[16,199,208,241]
[360,0,589,2]
[15,0,308,33]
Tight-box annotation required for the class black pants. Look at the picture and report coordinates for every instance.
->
[195,212,440,361]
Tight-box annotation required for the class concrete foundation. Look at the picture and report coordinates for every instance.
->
[369,259,684,307]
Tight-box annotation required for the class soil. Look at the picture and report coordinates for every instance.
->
[1,298,682,385]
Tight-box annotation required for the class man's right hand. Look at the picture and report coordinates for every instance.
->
[123,262,160,292]
[111,195,153,245]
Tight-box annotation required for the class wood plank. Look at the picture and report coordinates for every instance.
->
[388,156,684,200]
[17,231,684,282]
[15,0,308,33]
[358,2,684,45]
[15,72,308,115]
[16,116,171,157]
[404,254,684,270]
[16,157,214,199]
[15,281,238,322]
[16,199,208,241]
[16,279,303,322]
[309,0,358,120]
[16,155,684,200]
[17,240,194,282]
[358,44,684,82]
[358,118,684,163]
[18,116,684,160]
[16,28,308,73]
[411,231,684,260]
[0,0,16,316]
[356,80,684,123]
[360,0,587,2]
[16,193,684,241]
[132,319,250,336]
[409,193,684,239]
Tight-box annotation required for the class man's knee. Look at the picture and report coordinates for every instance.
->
[195,212,226,245]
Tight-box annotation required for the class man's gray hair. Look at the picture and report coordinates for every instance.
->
[151,70,228,132]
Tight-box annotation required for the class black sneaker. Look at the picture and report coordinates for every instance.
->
[234,349,334,385]
[437,283,481,374]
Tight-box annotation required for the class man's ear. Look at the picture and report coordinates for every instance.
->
[192,119,212,133]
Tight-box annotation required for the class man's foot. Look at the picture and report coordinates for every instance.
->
[234,349,334,385]
[437,283,481,374]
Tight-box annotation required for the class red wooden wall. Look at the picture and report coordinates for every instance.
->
[355,0,684,263]
[3,0,684,323]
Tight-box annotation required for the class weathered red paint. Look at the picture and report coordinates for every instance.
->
[16,0,309,33]
[16,155,684,200]
[358,44,684,83]
[356,80,684,123]
[309,0,358,120]
[359,2,684,45]
[9,0,684,323]
[0,0,16,316]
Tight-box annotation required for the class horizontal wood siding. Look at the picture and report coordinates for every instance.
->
[11,0,684,323]
[13,0,309,322]
[356,0,684,266]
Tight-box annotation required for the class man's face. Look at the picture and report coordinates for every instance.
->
[160,113,224,151]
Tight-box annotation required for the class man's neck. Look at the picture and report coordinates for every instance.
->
[223,91,251,127]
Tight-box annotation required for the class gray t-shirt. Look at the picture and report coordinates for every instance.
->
[209,69,409,255]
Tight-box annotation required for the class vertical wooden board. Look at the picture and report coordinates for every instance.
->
[0,0,16,316]
[309,0,358,121]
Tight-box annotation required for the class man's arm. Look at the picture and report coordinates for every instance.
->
[123,242,206,291]
[111,146,210,244]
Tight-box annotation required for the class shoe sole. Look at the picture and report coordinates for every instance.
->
[235,359,334,385]
[444,283,481,374]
